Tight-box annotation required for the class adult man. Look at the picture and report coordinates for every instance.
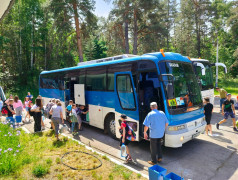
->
[216,93,238,132]
[216,87,227,111]
[27,92,33,101]
[143,102,169,165]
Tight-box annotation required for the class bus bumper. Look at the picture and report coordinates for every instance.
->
[164,120,206,148]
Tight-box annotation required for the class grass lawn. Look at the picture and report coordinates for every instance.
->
[0,122,145,180]
[214,78,238,96]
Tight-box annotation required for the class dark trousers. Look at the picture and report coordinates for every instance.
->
[150,138,162,163]
[220,98,226,111]
[33,112,42,132]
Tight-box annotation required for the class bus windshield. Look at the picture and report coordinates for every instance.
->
[159,61,203,114]
[195,62,213,91]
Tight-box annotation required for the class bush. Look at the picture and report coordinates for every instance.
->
[32,164,49,177]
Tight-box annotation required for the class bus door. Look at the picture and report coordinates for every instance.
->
[114,72,139,140]
[138,71,164,137]
[74,84,85,105]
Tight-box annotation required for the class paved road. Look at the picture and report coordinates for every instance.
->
[20,97,238,179]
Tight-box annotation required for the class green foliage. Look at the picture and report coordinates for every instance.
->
[214,78,238,95]
[137,173,142,178]
[45,158,53,165]
[0,122,23,175]
[230,61,238,78]
[32,164,49,177]
[85,36,107,61]
[92,170,103,180]
[102,155,109,160]
[1,0,238,94]
[122,171,132,180]
[109,173,114,180]
[55,157,61,164]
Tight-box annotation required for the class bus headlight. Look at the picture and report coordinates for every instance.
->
[180,136,184,142]
[168,125,186,131]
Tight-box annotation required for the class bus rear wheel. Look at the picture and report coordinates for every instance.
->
[106,114,116,139]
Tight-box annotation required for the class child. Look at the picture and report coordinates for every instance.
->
[71,104,78,135]
[7,99,15,128]
[119,114,132,162]
[79,105,88,122]
[76,104,83,131]
[66,100,73,126]
[204,97,213,136]
[24,97,31,122]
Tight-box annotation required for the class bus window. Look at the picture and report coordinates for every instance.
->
[40,74,64,90]
[79,70,85,84]
[107,62,137,91]
[86,67,106,91]
[116,75,136,110]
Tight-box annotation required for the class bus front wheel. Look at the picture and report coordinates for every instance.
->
[106,115,116,139]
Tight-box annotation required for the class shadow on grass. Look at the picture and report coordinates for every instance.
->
[45,130,55,137]
[53,137,68,148]
[33,132,44,137]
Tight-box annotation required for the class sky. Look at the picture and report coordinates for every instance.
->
[94,0,113,18]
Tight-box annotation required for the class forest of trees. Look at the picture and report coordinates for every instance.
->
[0,0,238,98]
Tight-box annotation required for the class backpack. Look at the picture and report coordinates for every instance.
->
[126,123,136,141]
[120,122,136,141]
[1,104,8,115]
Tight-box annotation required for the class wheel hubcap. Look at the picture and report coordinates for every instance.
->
[109,120,116,135]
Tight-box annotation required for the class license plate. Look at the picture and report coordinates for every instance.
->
[192,132,200,139]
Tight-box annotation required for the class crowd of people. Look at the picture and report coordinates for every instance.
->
[0,92,89,141]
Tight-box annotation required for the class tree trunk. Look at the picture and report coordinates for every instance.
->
[72,0,84,62]
[167,0,170,51]
[124,19,129,54]
[194,0,201,57]
[133,8,138,55]
[30,14,34,69]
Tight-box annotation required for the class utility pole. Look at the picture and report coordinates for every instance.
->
[215,37,219,88]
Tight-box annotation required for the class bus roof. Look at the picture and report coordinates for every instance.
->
[40,52,191,75]
[191,58,209,62]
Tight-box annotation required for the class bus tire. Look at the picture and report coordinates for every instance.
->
[106,114,116,139]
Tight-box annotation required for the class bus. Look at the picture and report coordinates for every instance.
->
[191,58,227,104]
[39,52,206,148]
[0,86,6,101]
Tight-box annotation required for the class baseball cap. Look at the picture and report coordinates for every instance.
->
[120,114,127,119]
[227,93,231,96]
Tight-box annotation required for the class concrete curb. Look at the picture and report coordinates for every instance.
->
[20,126,31,134]
[61,133,149,179]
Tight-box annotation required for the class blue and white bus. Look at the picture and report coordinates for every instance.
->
[39,52,206,148]
[191,58,227,105]
[0,86,6,101]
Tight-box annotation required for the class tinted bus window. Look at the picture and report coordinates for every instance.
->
[107,62,137,91]
[79,70,85,84]
[40,74,64,90]
[86,67,106,91]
